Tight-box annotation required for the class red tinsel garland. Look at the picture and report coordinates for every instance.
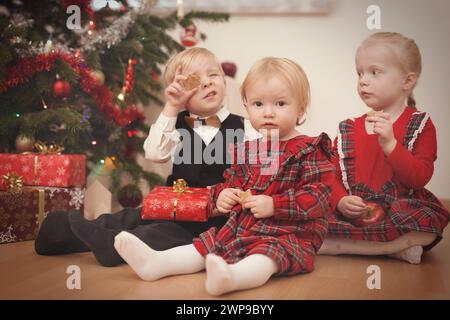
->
[0,51,144,127]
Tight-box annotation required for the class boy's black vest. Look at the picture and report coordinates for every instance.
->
[166,110,244,188]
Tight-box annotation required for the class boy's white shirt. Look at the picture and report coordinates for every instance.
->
[144,105,255,163]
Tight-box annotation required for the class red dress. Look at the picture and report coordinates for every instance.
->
[328,107,450,248]
[193,133,335,275]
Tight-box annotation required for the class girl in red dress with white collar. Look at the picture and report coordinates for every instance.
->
[113,57,335,295]
[318,32,450,264]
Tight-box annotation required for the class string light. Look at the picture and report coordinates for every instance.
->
[100,159,105,164]
[91,140,97,145]
[40,96,48,109]
[15,113,20,118]
[88,20,96,30]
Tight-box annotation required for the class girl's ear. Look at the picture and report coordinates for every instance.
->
[297,111,306,126]
[403,72,417,91]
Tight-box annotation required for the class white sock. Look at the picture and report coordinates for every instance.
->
[114,231,205,281]
[205,253,278,296]
[388,245,423,264]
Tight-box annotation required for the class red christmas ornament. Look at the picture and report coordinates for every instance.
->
[221,62,237,78]
[180,25,198,47]
[123,58,138,94]
[354,202,386,227]
[53,80,72,98]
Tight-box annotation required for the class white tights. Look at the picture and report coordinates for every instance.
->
[114,231,279,296]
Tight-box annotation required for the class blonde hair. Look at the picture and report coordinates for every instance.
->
[360,32,422,107]
[241,57,310,121]
[163,47,224,86]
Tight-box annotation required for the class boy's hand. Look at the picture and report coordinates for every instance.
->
[163,66,198,117]
[242,195,275,219]
[366,112,397,155]
[337,195,367,219]
[216,188,242,214]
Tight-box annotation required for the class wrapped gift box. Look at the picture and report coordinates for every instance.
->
[142,180,210,222]
[0,153,85,187]
[0,186,85,244]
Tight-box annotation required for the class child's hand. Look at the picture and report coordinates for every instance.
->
[163,66,199,115]
[366,112,397,155]
[337,196,367,219]
[242,195,275,219]
[216,188,242,214]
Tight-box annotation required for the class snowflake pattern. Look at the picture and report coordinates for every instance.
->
[162,200,171,210]
[57,167,66,176]
[0,225,17,244]
[1,187,85,243]
[69,189,85,210]
[49,194,69,211]
[149,199,161,210]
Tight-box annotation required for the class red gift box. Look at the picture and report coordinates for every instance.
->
[0,186,85,244]
[142,180,211,222]
[0,153,85,187]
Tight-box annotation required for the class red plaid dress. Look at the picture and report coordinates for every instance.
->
[328,107,450,249]
[193,133,335,275]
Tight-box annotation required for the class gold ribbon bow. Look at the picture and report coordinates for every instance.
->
[2,173,24,192]
[34,141,65,155]
[171,179,193,220]
[2,173,46,228]
[173,179,189,193]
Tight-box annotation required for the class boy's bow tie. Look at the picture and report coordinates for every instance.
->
[184,115,221,128]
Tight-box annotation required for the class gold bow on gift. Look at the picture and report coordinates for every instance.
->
[2,173,24,192]
[2,173,46,227]
[173,179,189,193]
[171,179,193,220]
[34,141,64,155]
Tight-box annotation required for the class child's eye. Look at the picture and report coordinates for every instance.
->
[371,70,380,76]
[276,101,286,107]
[254,101,263,107]
[209,73,219,77]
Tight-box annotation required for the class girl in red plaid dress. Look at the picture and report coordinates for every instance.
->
[114,57,335,295]
[318,32,450,264]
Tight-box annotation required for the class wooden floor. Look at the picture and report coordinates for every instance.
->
[1,224,450,300]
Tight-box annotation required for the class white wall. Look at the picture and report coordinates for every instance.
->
[142,0,450,199]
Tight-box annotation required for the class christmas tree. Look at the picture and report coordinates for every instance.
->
[0,0,229,204]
